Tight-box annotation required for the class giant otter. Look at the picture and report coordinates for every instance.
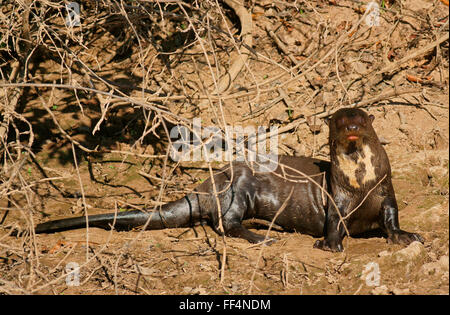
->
[32,108,424,252]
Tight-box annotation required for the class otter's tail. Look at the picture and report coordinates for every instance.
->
[35,195,201,234]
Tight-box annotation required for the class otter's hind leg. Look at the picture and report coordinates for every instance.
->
[210,186,274,244]
[207,169,275,244]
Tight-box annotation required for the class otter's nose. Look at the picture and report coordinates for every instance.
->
[346,124,359,132]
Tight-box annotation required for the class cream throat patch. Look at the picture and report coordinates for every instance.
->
[336,144,377,189]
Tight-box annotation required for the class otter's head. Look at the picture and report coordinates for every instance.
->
[329,108,376,153]
[328,108,385,189]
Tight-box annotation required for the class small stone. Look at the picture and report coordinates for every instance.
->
[391,287,410,295]
[378,250,391,257]
[352,61,368,74]
[421,256,449,276]
[265,8,277,18]
[371,285,389,295]
[394,241,426,262]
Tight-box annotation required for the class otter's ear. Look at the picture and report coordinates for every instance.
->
[369,115,375,124]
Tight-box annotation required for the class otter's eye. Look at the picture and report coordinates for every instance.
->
[355,115,365,126]
[337,117,347,128]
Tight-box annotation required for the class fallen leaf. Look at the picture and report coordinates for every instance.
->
[347,29,356,38]
[406,74,432,84]
[49,240,69,254]
[251,12,264,19]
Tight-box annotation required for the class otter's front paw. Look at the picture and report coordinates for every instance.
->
[313,239,343,252]
[388,230,424,245]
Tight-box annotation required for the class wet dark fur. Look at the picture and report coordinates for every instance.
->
[33,108,423,252]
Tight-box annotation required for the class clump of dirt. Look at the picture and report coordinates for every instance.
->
[0,0,448,295]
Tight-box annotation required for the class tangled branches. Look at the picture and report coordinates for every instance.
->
[0,0,448,294]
